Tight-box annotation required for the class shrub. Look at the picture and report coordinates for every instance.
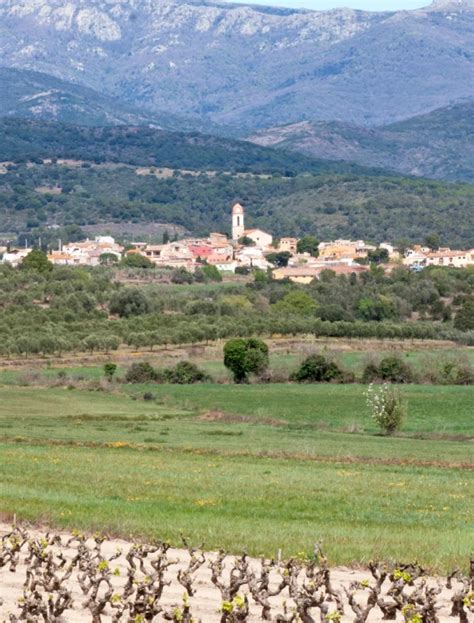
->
[318,304,352,322]
[170,268,194,284]
[255,368,290,384]
[363,355,413,384]
[103,363,117,381]
[365,383,406,435]
[291,354,344,383]
[378,355,413,383]
[439,356,474,385]
[125,362,158,383]
[235,266,250,275]
[201,264,222,282]
[362,361,380,384]
[164,361,211,384]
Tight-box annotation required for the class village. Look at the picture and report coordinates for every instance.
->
[2,202,474,281]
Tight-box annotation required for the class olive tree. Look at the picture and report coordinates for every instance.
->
[109,288,151,318]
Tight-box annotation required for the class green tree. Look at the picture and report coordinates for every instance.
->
[253,269,269,285]
[274,291,317,316]
[81,334,102,354]
[266,251,291,267]
[394,239,410,255]
[367,248,389,265]
[121,253,154,269]
[356,295,396,321]
[424,233,440,251]
[21,249,52,273]
[296,235,319,257]
[454,299,474,331]
[109,288,151,317]
[103,335,120,353]
[238,235,256,247]
[223,337,269,383]
[171,268,194,284]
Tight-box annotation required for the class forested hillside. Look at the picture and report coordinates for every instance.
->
[0,119,370,177]
[1,161,473,247]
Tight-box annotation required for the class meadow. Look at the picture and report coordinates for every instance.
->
[1,373,472,572]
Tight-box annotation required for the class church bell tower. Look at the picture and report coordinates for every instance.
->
[232,203,244,241]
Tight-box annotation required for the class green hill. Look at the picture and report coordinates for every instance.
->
[0,118,374,177]
[1,161,473,248]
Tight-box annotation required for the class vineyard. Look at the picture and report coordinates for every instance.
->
[1,524,473,623]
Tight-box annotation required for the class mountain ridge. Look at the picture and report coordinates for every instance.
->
[248,100,474,182]
[0,67,231,134]
[1,0,473,130]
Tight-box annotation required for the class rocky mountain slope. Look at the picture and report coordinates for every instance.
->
[0,0,473,131]
[0,67,162,127]
[0,67,229,133]
[249,100,474,182]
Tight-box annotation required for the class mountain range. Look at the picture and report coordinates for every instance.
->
[249,100,474,182]
[1,0,473,131]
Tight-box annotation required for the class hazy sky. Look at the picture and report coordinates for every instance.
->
[239,0,428,10]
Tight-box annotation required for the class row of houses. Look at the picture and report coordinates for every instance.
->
[273,243,474,283]
[402,246,474,269]
[2,237,123,268]
[2,204,473,280]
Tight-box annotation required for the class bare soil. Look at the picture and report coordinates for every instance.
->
[0,523,467,622]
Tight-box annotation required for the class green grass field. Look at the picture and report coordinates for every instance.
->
[1,382,472,571]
